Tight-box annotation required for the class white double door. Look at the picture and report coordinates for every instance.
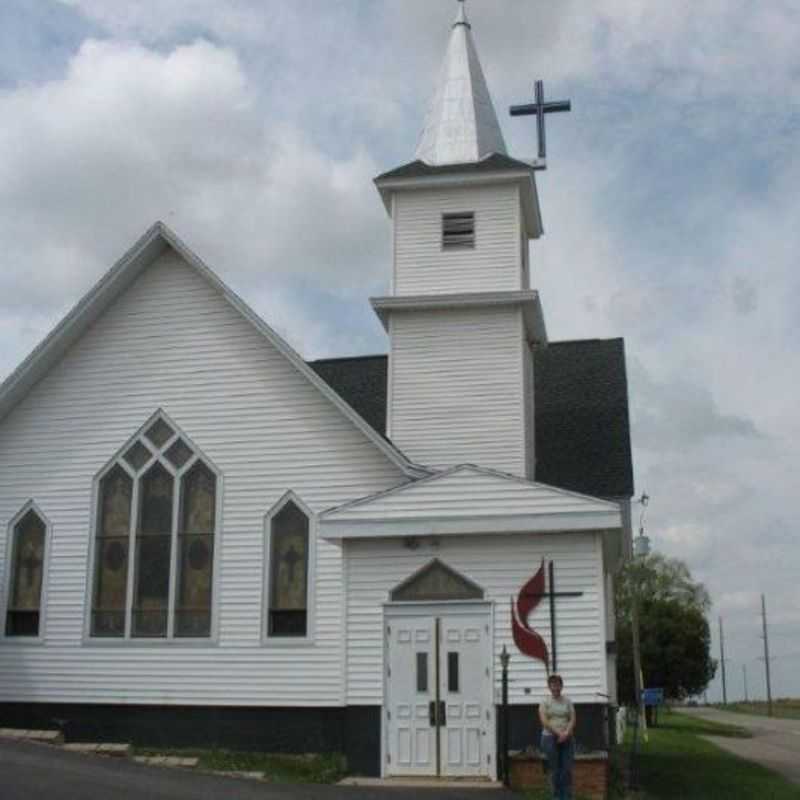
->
[385,606,492,777]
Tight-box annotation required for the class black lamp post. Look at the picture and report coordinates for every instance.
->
[500,646,510,786]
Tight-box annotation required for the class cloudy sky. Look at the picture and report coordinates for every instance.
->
[1,0,798,700]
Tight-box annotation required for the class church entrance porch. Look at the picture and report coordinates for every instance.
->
[384,602,493,779]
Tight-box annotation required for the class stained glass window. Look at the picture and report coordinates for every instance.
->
[166,438,193,469]
[175,463,215,637]
[145,418,174,449]
[132,463,173,637]
[124,441,151,472]
[6,509,46,637]
[91,416,216,641]
[268,500,309,637]
[92,466,132,637]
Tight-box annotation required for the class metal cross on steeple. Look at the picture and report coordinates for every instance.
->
[510,80,572,162]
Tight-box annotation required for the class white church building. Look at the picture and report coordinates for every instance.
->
[0,3,633,779]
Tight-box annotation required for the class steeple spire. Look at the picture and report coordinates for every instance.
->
[415,0,507,166]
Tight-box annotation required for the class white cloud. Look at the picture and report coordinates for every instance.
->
[0,37,393,376]
[57,0,272,42]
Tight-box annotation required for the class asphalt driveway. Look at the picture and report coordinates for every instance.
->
[0,739,505,800]
[680,707,800,786]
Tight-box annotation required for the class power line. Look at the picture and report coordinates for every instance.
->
[757,651,800,661]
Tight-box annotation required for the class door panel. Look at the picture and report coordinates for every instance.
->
[439,615,488,776]
[387,618,436,775]
[386,609,491,778]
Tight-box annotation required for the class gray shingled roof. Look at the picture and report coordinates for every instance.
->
[533,339,633,498]
[375,153,533,182]
[308,338,634,499]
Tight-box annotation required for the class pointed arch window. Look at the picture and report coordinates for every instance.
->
[176,462,216,637]
[90,414,218,640]
[5,506,48,637]
[266,497,311,639]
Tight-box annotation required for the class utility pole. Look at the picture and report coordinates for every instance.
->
[761,594,773,717]
[719,616,727,705]
[742,664,748,703]
[631,594,645,724]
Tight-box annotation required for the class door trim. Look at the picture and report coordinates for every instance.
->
[382,601,495,779]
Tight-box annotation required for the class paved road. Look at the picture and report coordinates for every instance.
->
[680,707,800,786]
[0,740,504,800]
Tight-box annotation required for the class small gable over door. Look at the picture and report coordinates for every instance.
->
[390,559,484,602]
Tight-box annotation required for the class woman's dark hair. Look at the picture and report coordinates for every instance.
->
[547,673,564,688]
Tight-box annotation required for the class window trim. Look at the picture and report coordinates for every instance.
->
[1,500,52,646]
[262,490,316,647]
[83,409,223,646]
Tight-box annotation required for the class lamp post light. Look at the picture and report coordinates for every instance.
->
[633,530,651,559]
[500,646,511,786]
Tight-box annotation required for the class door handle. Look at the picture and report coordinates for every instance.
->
[428,700,447,728]
[429,700,447,727]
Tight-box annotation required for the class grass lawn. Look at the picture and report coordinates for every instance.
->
[133,747,347,783]
[718,699,800,721]
[628,710,800,799]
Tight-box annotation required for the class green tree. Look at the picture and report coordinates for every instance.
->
[616,554,717,703]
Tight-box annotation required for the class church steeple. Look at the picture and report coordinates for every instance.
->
[373,1,545,478]
[415,1,507,166]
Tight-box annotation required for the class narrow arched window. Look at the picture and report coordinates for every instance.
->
[268,500,309,637]
[6,508,47,637]
[92,466,133,637]
[176,462,216,637]
[90,414,218,640]
[133,462,173,637]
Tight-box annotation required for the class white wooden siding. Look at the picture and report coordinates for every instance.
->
[523,344,535,480]
[604,571,618,704]
[345,533,607,705]
[324,467,620,522]
[389,307,527,475]
[393,185,522,296]
[0,250,404,706]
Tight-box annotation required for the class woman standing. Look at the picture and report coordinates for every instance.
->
[539,674,577,800]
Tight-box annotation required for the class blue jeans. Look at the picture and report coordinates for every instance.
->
[541,732,575,800]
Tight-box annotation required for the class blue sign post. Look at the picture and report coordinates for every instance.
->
[642,688,664,707]
[642,688,665,726]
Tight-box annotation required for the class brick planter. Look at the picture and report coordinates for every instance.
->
[509,750,609,800]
